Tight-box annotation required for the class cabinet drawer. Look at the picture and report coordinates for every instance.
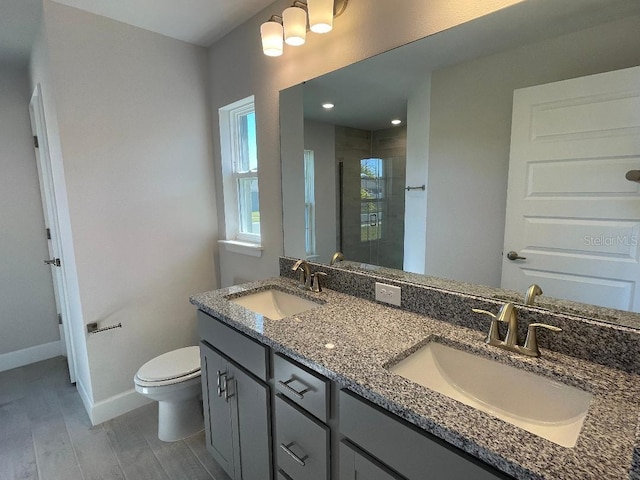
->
[275,394,329,480]
[339,440,404,480]
[339,390,509,480]
[198,310,268,381]
[274,353,329,422]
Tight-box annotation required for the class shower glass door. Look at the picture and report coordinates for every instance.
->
[339,156,405,269]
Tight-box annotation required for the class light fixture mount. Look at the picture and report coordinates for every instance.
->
[333,0,348,17]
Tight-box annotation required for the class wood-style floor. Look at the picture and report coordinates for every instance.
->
[0,356,230,480]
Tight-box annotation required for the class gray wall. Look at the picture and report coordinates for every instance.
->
[425,14,640,288]
[32,0,219,417]
[0,63,58,355]
[304,120,336,264]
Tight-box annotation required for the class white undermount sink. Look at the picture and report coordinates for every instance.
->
[229,288,322,320]
[388,341,593,448]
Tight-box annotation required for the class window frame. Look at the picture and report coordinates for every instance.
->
[303,149,316,257]
[219,96,262,249]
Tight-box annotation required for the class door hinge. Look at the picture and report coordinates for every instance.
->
[44,258,61,267]
[33,136,39,148]
[58,313,62,325]
[46,228,51,240]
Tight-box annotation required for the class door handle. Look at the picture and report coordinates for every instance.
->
[506,251,526,261]
[44,258,61,267]
[626,170,640,182]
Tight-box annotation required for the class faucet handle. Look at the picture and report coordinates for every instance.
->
[311,272,327,292]
[522,323,562,357]
[472,308,496,318]
[472,308,501,344]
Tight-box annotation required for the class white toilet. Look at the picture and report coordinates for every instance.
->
[134,346,203,442]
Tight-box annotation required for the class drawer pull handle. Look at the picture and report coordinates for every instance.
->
[279,442,308,467]
[278,378,309,399]
[224,377,235,401]
[216,370,227,398]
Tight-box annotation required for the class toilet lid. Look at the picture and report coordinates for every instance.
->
[136,346,200,382]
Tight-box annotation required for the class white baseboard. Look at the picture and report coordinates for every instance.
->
[90,388,151,426]
[0,340,62,373]
[76,378,93,420]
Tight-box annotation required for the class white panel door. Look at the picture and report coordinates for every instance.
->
[30,85,77,382]
[502,66,640,312]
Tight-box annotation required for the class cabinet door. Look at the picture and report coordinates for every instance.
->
[233,363,272,480]
[201,343,239,479]
[339,441,404,480]
[340,390,510,480]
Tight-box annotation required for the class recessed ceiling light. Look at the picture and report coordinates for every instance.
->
[391,119,402,125]
[322,103,335,110]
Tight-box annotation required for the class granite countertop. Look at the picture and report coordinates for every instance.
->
[190,277,640,480]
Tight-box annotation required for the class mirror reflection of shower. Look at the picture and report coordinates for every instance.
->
[336,125,406,269]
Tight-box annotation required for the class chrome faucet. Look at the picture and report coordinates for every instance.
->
[473,302,561,357]
[330,251,344,265]
[292,259,312,290]
[524,284,543,305]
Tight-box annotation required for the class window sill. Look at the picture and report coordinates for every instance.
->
[218,240,264,258]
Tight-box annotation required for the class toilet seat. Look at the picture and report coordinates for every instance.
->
[135,346,201,388]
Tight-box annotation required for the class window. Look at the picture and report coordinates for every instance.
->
[304,150,316,257]
[360,158,384,242]
[219,96,262,255]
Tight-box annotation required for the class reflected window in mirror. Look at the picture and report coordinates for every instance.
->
[304,149,316,258]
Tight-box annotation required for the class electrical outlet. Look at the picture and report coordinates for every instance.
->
[375,282,401,307]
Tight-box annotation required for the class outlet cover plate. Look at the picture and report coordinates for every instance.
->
[375,282,401,307]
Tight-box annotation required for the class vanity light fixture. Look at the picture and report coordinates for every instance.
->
[261,16,284,56]
[260,0,349,57]
[308,0,334,33]
[283,4,307,46]
[322,102,335,109]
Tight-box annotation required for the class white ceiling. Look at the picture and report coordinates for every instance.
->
[0,0,275,64]
[50,0,275,46]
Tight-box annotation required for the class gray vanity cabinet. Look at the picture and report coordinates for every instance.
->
[339,440,404,480]
[275,394,329,480]
[200,344,238,477]
[339,389,510,480]
[273,354,330,480]
[198,309,511,480]
[199,311,271,480]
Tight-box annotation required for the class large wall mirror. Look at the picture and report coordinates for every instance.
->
[280,0,640,326]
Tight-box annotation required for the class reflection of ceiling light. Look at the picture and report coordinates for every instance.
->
[322,103,335,109]
[391,119,402,125]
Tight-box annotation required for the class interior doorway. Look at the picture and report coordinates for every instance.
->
[29,84,77,382]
